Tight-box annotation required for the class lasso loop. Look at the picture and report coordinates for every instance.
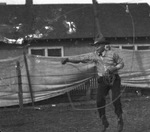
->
[61,4,136,111]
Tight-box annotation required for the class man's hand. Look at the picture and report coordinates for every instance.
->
[107,66,117,74]
[61,58,69,65]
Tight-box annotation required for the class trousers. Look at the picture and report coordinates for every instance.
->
[96,74,123,118]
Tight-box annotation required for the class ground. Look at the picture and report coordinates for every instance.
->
[0,96,150,132]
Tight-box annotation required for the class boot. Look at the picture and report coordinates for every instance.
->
[117,115,123,132]
[101,115,109,132]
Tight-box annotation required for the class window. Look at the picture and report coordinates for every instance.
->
[137,46,150,50]
[31,49,45,56]
[111,44,150,51]
[48,48,61,57]
[28,47,64,57]
[122,46,134,50]
[111,45,119,48]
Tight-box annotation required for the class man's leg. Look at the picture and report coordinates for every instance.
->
[97,77,109,132]
[111,75,123,132]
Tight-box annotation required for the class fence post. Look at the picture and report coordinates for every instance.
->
[85,80,91,100]
[16,61,23,109]
[23,52,35,107]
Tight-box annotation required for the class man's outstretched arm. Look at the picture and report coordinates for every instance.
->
[61,53,97,65]
[62,57,91,64]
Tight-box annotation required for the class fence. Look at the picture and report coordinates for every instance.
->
[0,53,97,108]
[1,47,150,108]
[69,77,98,100]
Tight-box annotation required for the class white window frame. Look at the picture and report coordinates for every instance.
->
[111,44,150,51]
[28,46,64,57]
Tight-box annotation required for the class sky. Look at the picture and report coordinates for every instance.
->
[0,0,149,5]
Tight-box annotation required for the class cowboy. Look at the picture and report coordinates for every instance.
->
[61,40,124,132]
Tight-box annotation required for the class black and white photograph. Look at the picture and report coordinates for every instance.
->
[0,0,150,132]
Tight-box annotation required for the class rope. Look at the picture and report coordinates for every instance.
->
[61,4,136,111]
[0,4,137,110]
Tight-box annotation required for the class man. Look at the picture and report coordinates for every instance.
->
[62,40,124,132]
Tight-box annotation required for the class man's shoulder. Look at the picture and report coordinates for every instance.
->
[106,50,115,55]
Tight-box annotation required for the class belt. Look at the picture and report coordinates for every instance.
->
[98,74,118,85]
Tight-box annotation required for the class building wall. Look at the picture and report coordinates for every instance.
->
[0,44,25,59]
[29,39,96,57]
[0,39,94,60]
[62,40,95,56]
[1,37,150,60]
[29,37,150,56]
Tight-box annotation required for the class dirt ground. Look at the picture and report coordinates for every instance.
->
[0,95,150,132]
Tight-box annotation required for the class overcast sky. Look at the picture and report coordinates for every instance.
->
[0,0,149,5]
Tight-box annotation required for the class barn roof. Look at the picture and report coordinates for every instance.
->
[0,3,150,41]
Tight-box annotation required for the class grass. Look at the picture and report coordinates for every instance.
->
[0,95,150,132]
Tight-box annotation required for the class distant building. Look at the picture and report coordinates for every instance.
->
[0,3,150,59]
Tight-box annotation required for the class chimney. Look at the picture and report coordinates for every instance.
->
[26,0,33,5]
